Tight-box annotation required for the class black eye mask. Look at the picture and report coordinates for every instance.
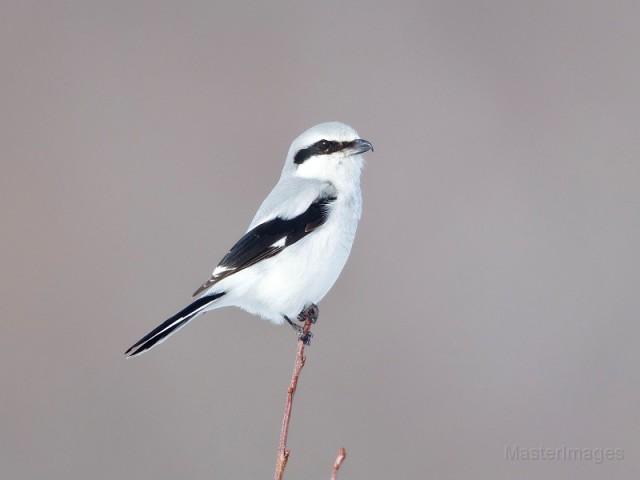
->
[294,139,344,165]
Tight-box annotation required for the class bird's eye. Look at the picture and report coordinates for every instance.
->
[317,140,330,151]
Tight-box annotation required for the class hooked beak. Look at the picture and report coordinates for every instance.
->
[346,138,374,156]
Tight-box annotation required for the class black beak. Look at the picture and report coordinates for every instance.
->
[347,138,374,155]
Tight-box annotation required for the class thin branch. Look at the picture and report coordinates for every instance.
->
[331,447,347,480]
[273,316,313,480]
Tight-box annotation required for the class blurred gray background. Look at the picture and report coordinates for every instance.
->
[1,1,639,479]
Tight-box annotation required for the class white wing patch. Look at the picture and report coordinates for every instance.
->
[271,237,286,248]
[212,265,232,276]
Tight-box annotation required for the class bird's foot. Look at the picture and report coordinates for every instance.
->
[298,330,313,346]
[297,303,319,324]
[284,314,314,345]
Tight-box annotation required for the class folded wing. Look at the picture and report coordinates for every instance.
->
[193,193,336,297]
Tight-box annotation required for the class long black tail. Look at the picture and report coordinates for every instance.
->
[125,292,225,357]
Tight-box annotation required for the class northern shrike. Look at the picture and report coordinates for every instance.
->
[125,122,372,357]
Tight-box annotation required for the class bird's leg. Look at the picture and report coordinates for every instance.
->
[284,310,314,345]
[283,305,318,345]
[284,316,303,334]
[297,303,319,324]
[291,304,318,345]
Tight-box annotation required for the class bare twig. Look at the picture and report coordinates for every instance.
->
[331,447,347,480]
[274,316,313,480]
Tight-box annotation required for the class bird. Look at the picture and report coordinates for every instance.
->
[125,121,372,357]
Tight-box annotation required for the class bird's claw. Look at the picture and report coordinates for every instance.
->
[298,330,313,345]
[298,303,319,324]
[286,305,317,344]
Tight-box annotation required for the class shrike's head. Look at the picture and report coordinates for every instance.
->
[283,122,373,188]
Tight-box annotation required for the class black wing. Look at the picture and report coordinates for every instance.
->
[192,194,336,296]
